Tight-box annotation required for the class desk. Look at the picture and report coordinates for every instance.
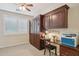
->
[60,45,79,56]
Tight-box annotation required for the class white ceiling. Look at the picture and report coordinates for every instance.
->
[0,3,79,16]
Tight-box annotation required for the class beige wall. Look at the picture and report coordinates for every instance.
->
[0,10,33,48]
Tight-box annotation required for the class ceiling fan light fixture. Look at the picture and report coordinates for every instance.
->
[17,3,33,11]
[22,6,26,11]
[19,6,22,10]
[19,6,26,11]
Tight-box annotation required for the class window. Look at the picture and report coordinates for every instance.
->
[18,17,29,33]
[4,14,29,35]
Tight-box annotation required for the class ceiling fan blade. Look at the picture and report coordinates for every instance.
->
[25,7,31,11]
[17,3,33,7]
[26,4,33,7]
[17,3,24,6]
[17,3,33,11]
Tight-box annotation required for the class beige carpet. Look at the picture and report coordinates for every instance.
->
[0,44,59,56]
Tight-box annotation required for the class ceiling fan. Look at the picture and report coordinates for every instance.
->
[17,3,33,11]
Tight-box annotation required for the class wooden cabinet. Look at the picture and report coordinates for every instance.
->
[44,5,69,29]
[29,15,44,50]
[60,45,79,56]
[44,15,50,29]
[52,10,65,28]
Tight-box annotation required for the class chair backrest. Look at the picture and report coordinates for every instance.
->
[44,39,50,46]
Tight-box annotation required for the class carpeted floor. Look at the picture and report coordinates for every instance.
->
[0,44,59,56]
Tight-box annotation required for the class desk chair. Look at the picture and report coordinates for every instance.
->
[44,39,57,56]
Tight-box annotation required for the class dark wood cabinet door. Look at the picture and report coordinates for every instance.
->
[30,33,34,45]
[44,15,50,29]
[31,19,35,33]
[60,45,79,56]
[49,15,53,29]
[34,34,40,49]
[35,17,40,34]
[52,10,65,28]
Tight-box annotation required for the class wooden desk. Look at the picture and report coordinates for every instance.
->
[41,38,79,56]
[60,45,79,56]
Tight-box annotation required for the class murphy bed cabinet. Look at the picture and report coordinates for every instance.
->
[43,5,69,29]
[29,15,44,50]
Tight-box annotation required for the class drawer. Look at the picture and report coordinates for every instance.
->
[60,45,79,56]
